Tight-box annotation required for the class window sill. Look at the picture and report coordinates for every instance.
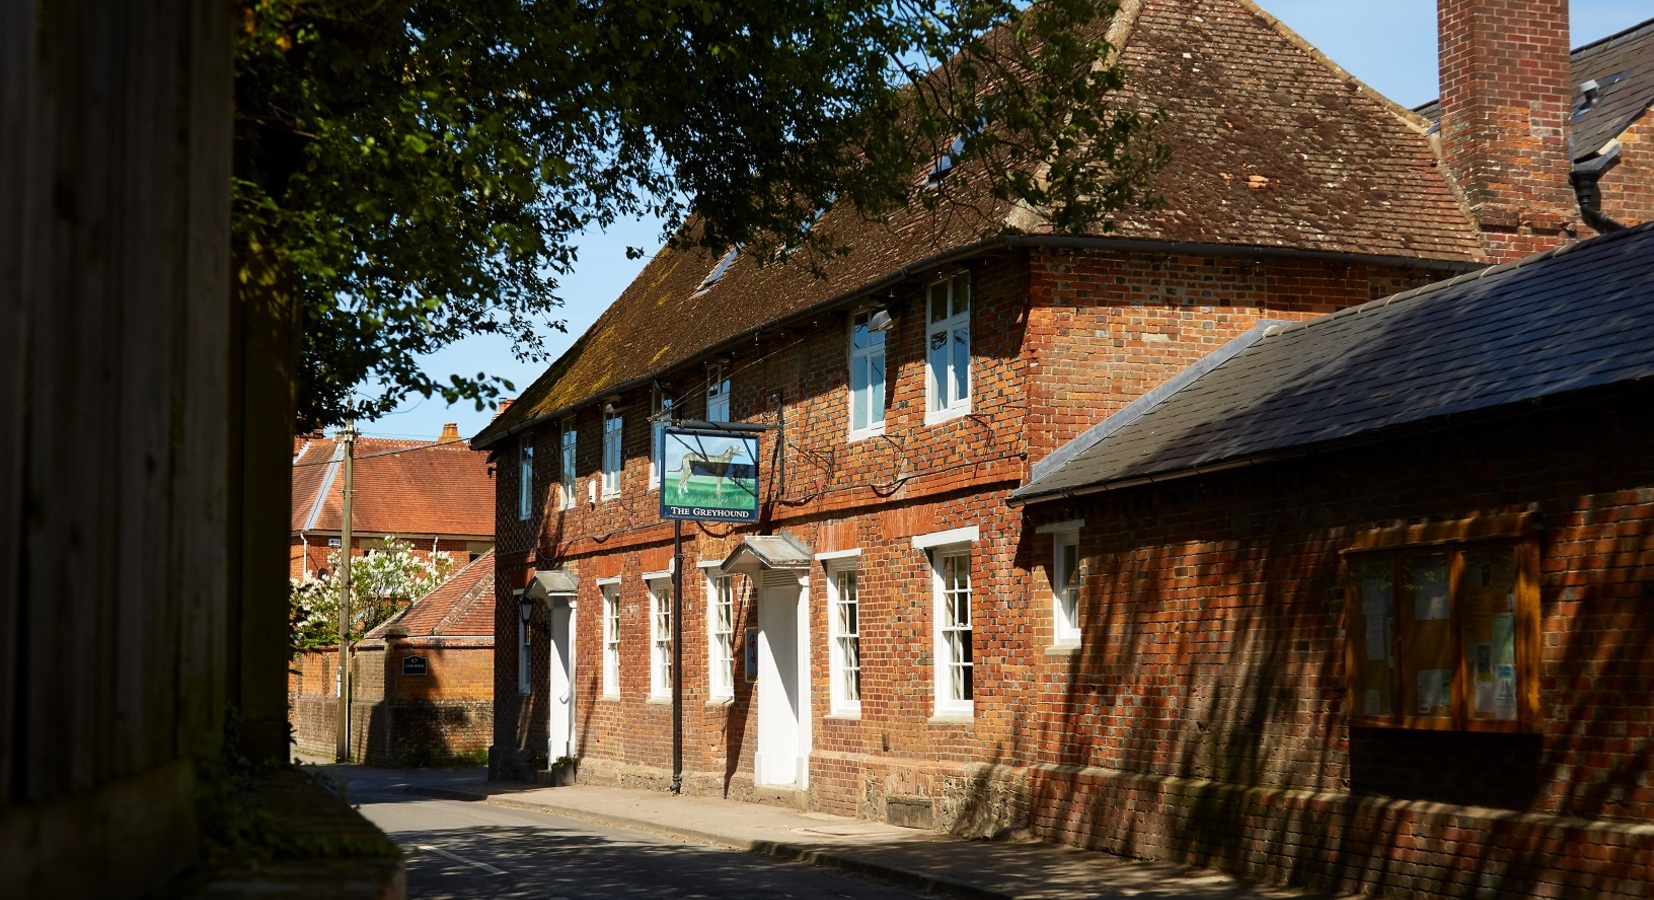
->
[923,405,971,427]
[825,710,862,722]
[705,696,733,709]
[647,695,672,706]
[1045,642,1081,656]
[599,692,619,701]
[928,712,974,725]
[848,425,886,443]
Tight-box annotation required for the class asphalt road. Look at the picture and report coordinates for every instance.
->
[346,775,932,899]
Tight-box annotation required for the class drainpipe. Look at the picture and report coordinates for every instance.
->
[1571,144,1626,234]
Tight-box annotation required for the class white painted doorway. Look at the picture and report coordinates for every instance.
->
[546,599,576,762]
[754,572,810,788]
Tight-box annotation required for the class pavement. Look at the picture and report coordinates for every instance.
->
[307,761,1358,900]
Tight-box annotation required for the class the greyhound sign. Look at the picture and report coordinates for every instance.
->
[659,427,760,522]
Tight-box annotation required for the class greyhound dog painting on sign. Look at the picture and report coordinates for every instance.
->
[660,428,760,522]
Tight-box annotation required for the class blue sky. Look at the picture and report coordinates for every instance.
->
[363,1,1652,442]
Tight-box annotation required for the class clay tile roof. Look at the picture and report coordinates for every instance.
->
[473,0,1486,449]
[368,550,495,639]
[1014,221,1654,503]
[1415,15,1654,161]
[1101,0,1482,259]
[291,435,494,538]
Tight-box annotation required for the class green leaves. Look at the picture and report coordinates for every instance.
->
[235,0,1163,430]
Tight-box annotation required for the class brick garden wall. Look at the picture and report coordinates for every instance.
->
[1017,387,1654,899]
[290,641,494,766]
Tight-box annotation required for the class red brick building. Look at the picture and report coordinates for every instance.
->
[1011,223,1654,897]
[290,426,496,579]
[474,1,1654,896]
[291,551,497,765]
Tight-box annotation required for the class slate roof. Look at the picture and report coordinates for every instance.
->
[366,550,495,639]
[472,0,1485,449]
[1415,15,1654,160]
[291,435,495,537]
[1013,221,1654,504]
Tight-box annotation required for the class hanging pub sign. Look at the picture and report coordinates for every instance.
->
[659,426,760,522]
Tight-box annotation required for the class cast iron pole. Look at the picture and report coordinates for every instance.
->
[671,518,684,793]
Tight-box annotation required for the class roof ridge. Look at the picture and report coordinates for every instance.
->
[1570,14,1654,56]
[1230,0,1432,134]
[301,440,345,532]
[1270,221,1654,339]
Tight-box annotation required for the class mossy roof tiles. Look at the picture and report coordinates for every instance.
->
[474,0,1488,448]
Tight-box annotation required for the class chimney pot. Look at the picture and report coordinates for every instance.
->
[439,422,460,441]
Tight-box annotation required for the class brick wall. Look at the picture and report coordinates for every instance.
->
[1022,249,1441,461]
[290,642,494,766]
[1019,387,1654,898]
[1436,0,1577,260]
[1595,113,1654,233]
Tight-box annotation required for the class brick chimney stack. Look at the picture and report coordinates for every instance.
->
[439,422,460,441]
[1438,0,1577,260]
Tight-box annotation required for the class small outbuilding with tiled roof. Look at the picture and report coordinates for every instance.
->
[291,551,498,767]
[1012,222,1654,897]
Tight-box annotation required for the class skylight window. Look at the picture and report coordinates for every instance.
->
[693,246,740,295]
[926,134,968,187]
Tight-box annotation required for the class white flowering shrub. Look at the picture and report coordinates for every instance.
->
[290,536,456,651]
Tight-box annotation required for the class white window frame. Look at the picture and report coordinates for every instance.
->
[692,246,738,295]
[646,575,673,700]
[560,419,577,510]
[706,363,730,422]
[599,579,621,697]
[914,527,977,718]
[827,561,863,716]
[707,571,735,700]
[650,389,673,490]
[848,309,887,440]
[602,407,622,499]
[517,437,534,520]
[1039,520,1084,647]
[924,272,971,425]
[515,590,531,694]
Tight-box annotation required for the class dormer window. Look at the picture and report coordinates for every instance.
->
[692,246,739,295]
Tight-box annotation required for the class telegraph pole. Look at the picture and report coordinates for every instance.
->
[335,421,356,762]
